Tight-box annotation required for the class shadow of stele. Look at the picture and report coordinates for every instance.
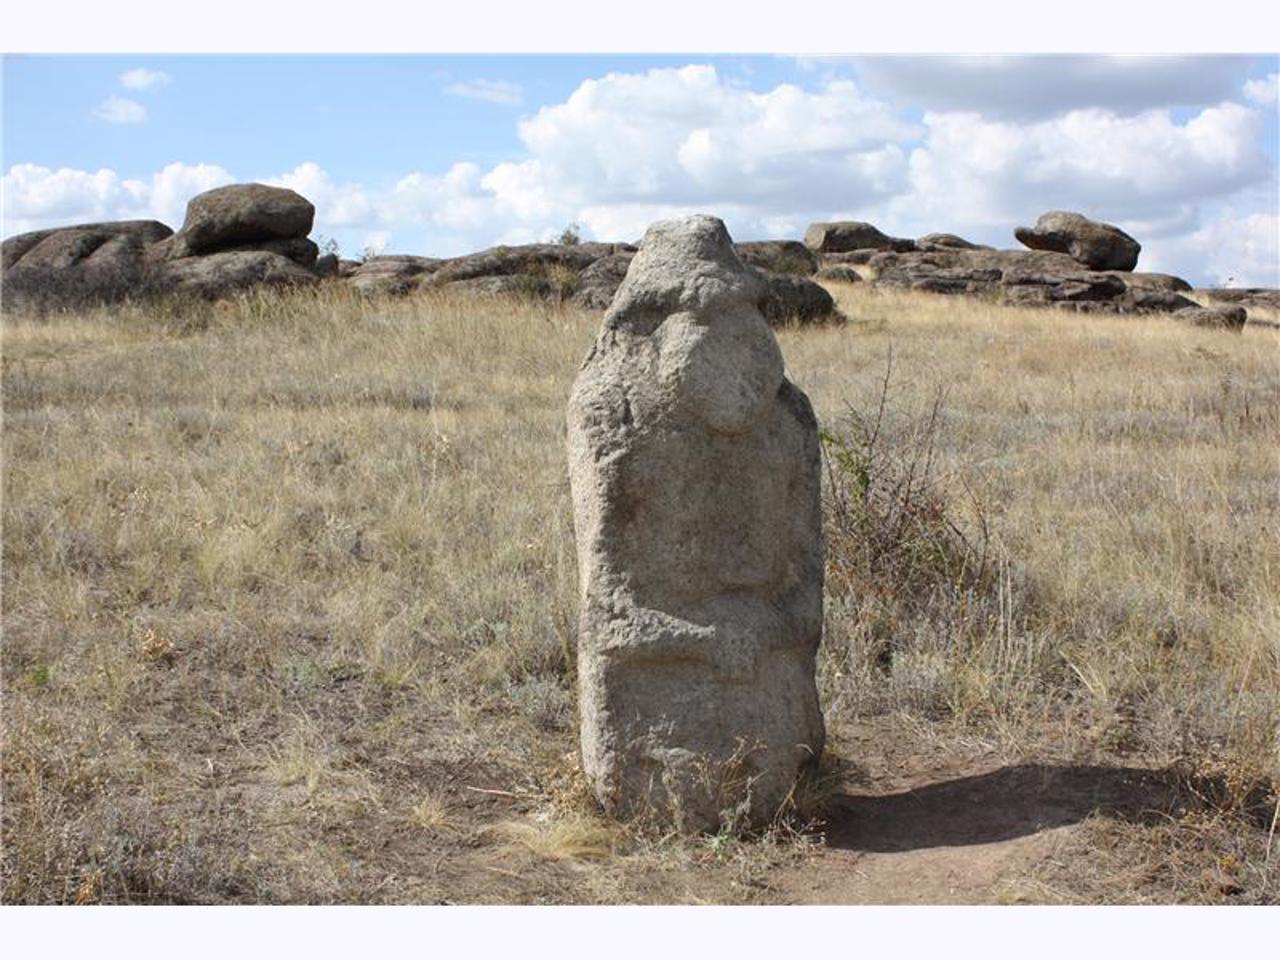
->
[823,763,1190,852]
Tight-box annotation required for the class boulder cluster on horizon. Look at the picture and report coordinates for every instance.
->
[2,182,1274,331]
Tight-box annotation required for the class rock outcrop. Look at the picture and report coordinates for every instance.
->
[146,184,322,298]
[1014,211,1141,272]
[6,195,1268,330]
[571,253,637,310]
[313,253,340,278]
[864,247,1214,317]
[820,249,884,266]
[2,220,174,309]
[1192,288,1280,327]
[567,215,825,832]
[444,274,553,299]
[734,240,819,276]
[851,242,1260,329]
[867,248,1069,296]
[161,250,319,299]
[804,221,916,254]
[347,255,443,295]
[1177,305,1248,330]
[815,264,864,284]
[2,184,325,308]
[345,240,844,324]
[2,220,172,271]
[427,242,633,286]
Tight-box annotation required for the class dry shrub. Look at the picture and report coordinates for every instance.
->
[819,350,1057,722]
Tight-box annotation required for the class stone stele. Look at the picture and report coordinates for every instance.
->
[567,214,825,833]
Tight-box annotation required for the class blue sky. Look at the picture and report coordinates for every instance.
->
[4,54,1278,284]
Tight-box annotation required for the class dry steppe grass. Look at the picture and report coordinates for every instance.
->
[2,281,1277,903]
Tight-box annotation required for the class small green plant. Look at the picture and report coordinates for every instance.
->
[704,827,734,860]
[557,223,582,246]
[26,663,50,688]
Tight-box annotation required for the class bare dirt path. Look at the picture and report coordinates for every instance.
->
[410,716,1268,905]
[767,723,1194,904]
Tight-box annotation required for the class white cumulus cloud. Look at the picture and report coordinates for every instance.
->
[266,162,374,228]
[875,102,1272,251]
[2,164,148,226]
[394,162,501,234]
[1204,211,1280,287]
[361,230,391,255]
[444,79,523,106]
[147,162,237,227]
[1242,73,1279,105]
[92,95,147,125]
[469,65,919,241]
[1165,209,1280,287]
[119,68,172,91]
[1,162,234,235]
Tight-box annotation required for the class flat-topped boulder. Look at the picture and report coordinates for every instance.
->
[154,183,315,260]
[1100,271,1191,292]
[1014,211,1141,272]
[804,221,916,254]
[916,232,991,252]
[567,215,825,832]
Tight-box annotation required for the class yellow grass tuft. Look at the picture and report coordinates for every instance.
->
[410,789,453,833]
[490,816,620,862]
